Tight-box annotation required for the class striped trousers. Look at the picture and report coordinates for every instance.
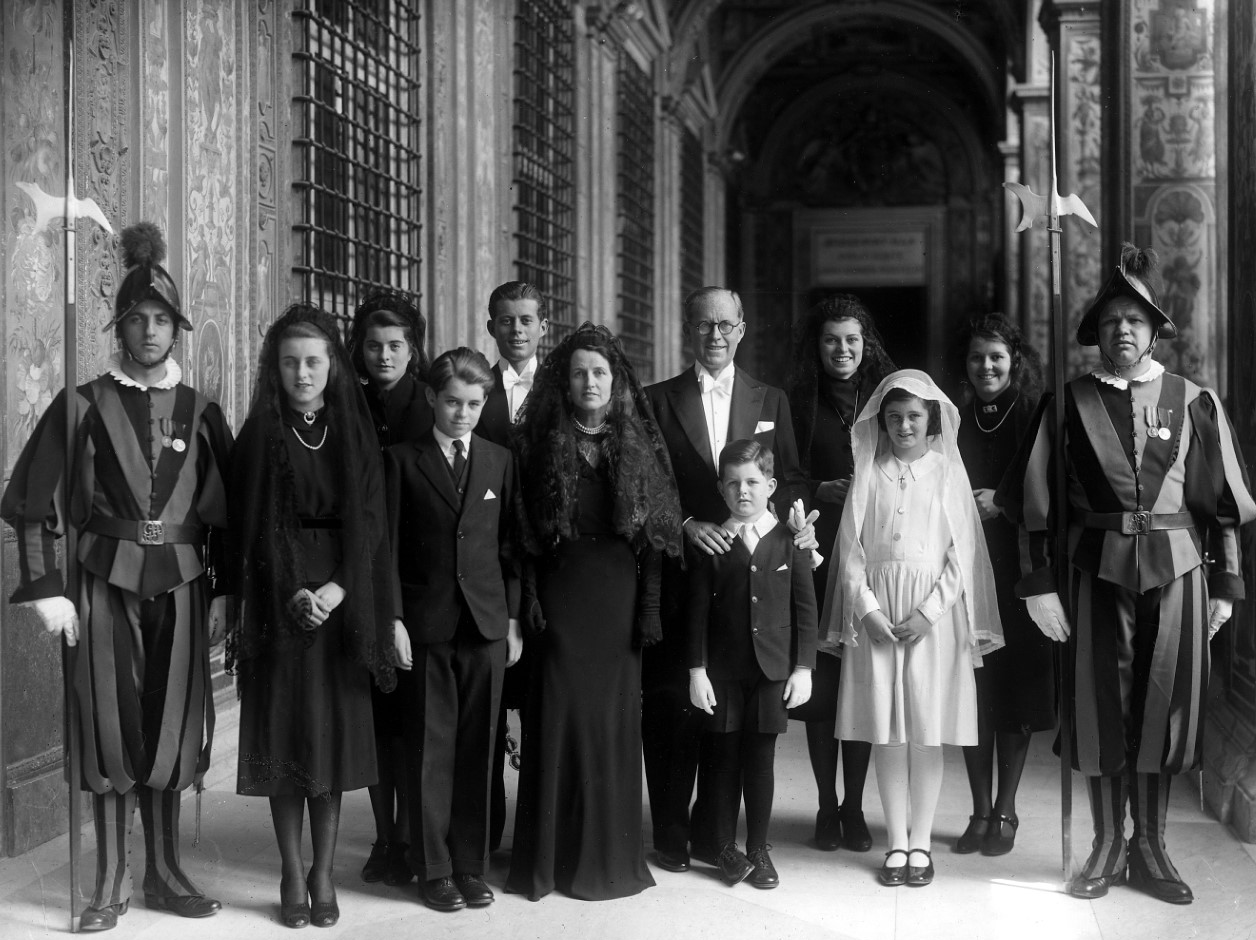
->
[92,787,203,907]
[1081,771,1180,881]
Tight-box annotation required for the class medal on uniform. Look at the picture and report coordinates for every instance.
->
[162,435,173,447]
[160,418,174,449]
[172,439,186,452]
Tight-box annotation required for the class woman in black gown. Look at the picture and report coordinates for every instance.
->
[228,304,397,928]
[506,323,683,901]
[953,314,1055,857]
[346,290,433,886]
[786,294,895,852]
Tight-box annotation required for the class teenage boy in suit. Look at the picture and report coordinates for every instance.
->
[688,440,817,889]
[387,348,522,912]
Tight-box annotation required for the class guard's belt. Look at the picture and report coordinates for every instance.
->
[1077,510,1194,536]
[84,516,203,546]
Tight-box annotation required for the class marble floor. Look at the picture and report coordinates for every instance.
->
[3,717,1255,940]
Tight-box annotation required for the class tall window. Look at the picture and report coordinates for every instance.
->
[615,53,656,381]
[512,0,576,351]
[293,0,422,327]
[679,127,706,300]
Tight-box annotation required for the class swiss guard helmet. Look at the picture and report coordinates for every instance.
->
[1075,243,1177,347]
[106,222,192,333]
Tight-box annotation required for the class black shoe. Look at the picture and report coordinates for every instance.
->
[144,894,222,918]
[80,900,128,932]
[839,805,873,852]
[1126,852,1193,905]
[362,840,390,882]
[746,844,779,889]
[453,873,495,907]
[954,814,989,854]
[422,877,467,912]
[1068,869,1126,900]
[716,843,755,886]
[384,841,413,886]
[306,876,338,928]
[981,813,1018,856]
[879,850,908,887]
[815,806,841,851]
[655,848,691,872]
[280,898,310,929]
[906,849,934,887]
[690,842,720,867]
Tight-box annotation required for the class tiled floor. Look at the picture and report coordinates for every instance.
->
[3,721,1255,940]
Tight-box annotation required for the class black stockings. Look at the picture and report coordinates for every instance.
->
[805,716,870,813]
[961,731,1032,817]
[270,793,342,904]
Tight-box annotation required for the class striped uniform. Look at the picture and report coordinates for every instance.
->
[1,366,232,907]
[1002,370,1254,880]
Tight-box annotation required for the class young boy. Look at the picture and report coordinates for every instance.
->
[387,348,523,912]
[687,440,817,889]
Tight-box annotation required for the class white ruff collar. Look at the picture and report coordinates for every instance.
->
[107,352,182,390]
[1091,359,1164,391]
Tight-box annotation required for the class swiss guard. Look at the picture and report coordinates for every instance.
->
[1,223,233,930]
[1002,244,1256,905]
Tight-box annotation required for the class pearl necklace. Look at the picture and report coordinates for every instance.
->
[290,425,329,450]
[573,416,608,435]
[972,393,1019,434]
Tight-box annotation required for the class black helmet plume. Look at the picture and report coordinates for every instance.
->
[108,222,191,332]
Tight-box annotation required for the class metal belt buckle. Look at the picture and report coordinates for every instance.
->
[1123,511,1151,536]
[137,520,165,545]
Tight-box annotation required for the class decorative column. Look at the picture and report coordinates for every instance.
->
[1038,0,1104,379]
[656,99,684,378]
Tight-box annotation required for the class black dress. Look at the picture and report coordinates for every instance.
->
[957,387,1056,734]
[788,374,859,723]
[236,411,378,797]
[506,449,655,901]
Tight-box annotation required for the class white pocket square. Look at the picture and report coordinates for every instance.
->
[484,488,497,500]
[775,563,789,571]
[755,420,775,433]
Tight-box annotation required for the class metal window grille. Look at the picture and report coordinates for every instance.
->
[679,127,706,299]
[512,0,577,351]
[615,53,656,382]
[293,0,422,330]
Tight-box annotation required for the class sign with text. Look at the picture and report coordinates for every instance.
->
[813,230,927,286]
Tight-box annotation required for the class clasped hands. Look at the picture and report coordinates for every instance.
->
[289,581,345,631]
[859,608,932,645]
[689,666,812,713]
[391,617,523,671]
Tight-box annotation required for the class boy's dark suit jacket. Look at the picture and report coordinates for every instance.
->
[475,364,514,448]
[685,526,818,681]
[386,430,521,644]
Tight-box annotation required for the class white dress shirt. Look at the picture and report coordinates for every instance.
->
[695,361,735,464]
[499,357,538,423]
[432,427,473,469]
[723,510,778,557]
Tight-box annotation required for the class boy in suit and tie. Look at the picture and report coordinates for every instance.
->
[387,348,523,912]
[688,440,817,889]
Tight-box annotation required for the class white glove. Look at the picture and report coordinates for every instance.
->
[208,595,232,646]
[1208,598,1233,639]
[26,596,79,647]
[1025,592,1071,643]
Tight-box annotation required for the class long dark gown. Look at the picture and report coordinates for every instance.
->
[506,453,655,901]
[236,412,378,797]
[957,386,1056,733]
[789,374,859,723]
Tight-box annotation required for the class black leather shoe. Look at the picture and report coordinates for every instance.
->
[716,843,755,886]
[906,849,934,886]
[840,805,873,852]
[144,894,222,918]
[384,841,413,886]
[1068,869,1126,899]
[453,874,495,907]
[361,840,390,882]
[982,813,1018,856]
[280,899,310,929]
[815,806,841,851]
[746,844,779,889]
[880,850,908,887]
[1127,852,1193,904]
[655,848,691,872]
[306,876,338,928]
[80,900,128,931]
[422,877,467,912]
[690,842,720,867]
[954,814,989,854]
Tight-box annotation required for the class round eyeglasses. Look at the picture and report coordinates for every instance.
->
[693,319,742,336]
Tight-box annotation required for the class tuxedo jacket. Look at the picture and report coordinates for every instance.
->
[476,364,516,448]
[686,526,818,682]
[386,430,521,644]
[646,366,806,525]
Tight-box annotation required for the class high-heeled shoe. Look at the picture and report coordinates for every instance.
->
[906,849,934,886]
[954,814,989,854]
[307,876,339,928]
[839,805,874,852]
[279,881,310,929]
[981,813,1018,856]
[362,840,389,882]
[879,849,908,886]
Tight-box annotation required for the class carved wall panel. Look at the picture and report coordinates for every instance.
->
[249,0,279,397]
[140,0,171,235]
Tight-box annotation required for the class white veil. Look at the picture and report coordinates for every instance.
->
[818,369,1003,661]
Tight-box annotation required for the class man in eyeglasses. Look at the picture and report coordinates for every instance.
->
[643,287,811,880]
[1,223,233,931]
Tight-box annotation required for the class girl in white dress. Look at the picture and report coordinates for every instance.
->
[821,370,1003,888]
